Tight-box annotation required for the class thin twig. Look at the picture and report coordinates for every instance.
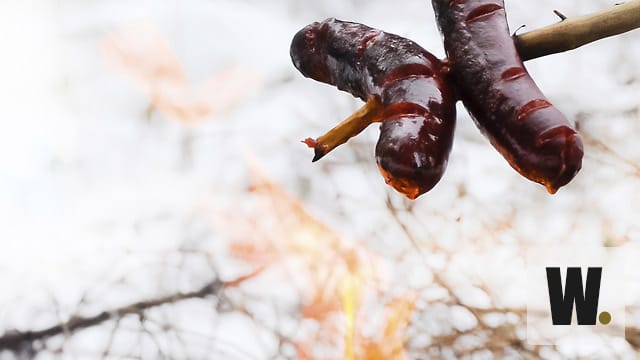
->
[0,268,264,353]
[0,280,222,352]
[553,10,567,21]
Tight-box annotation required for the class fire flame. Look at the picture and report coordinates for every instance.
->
[223,160,416,359]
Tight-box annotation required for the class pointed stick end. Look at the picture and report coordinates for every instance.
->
[312,148,327,162]
[302,138,327,162]
[302,138,317,148]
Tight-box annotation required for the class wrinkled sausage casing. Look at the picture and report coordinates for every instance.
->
[432,0,583,193]
[290,18,456,199]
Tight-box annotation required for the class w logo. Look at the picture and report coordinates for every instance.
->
[545,267,610,326]
[526,247,626,345]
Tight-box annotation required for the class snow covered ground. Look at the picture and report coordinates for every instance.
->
[0,0,639,358]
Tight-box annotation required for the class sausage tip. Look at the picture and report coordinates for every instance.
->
[530,128,583,194]
[375,115,452,199]
[545,183,559,195]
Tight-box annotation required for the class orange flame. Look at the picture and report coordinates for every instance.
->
[340,272,362,360]
[223,159,415,359]
[359,293,417,359]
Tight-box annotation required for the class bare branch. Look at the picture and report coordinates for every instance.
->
[515,0,640,60]
[0,268,263,354]
[0,280,222,352]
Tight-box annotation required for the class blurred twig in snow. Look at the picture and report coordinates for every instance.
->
[103,23,263,123]
[0,268,264,354]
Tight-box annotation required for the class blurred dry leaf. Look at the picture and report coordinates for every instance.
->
[103,23,262,123]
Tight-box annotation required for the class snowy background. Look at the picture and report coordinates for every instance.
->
[0,0,639,359]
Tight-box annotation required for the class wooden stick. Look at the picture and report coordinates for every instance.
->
[515,0,640,61]
[303,97,384,162]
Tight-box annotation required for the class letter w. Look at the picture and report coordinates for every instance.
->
[546,267,602,325]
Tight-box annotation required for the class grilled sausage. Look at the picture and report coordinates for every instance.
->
[290,18,456,198]
[431,0,583,193]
